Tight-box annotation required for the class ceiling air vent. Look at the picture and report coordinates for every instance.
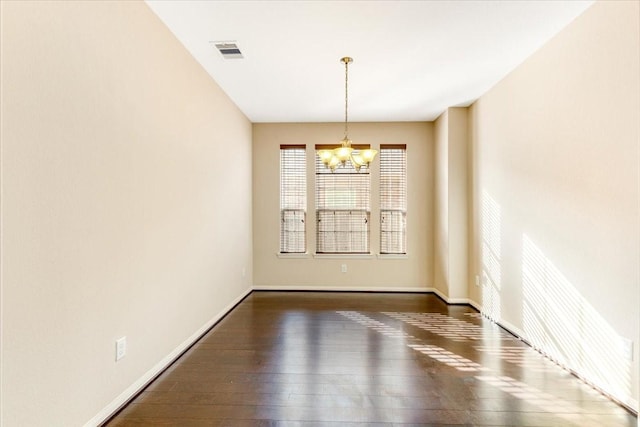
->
[212,41,243,59]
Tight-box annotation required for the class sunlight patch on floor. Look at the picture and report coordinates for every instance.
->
[384,311,513,342]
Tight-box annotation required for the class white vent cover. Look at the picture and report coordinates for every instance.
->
[212,41,243,59]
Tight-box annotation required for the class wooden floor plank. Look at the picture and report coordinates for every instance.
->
[106,292,637,426]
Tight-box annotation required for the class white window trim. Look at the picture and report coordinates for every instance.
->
[313,253,374,259]
[376,253,409,260]
[280,145,307,254]
[380,145,407,255]
[276,252,310,259]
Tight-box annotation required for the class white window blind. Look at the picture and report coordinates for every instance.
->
[280,145,306,253]
[380,145,407,254]
[315,145,370,254]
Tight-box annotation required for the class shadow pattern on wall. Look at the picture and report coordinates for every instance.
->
[522,234,633,408]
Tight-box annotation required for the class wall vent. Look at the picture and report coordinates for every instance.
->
[212,41,243,59]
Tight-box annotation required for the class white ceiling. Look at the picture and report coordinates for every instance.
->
[145,0,593,123]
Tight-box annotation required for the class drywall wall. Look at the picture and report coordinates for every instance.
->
[1,1,253,425]
[469,0,639,410]
[434,108,469,302]
[253,122,433,290]
[434,112,449,297]
[447,108,469,301]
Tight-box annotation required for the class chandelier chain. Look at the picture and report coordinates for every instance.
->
[315,56,377,172]
[344,58,349,139]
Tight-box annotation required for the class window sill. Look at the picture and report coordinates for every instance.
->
[276,253,408,260]
[376,253,409,260]
[277,252,310,259]
[313,253,374,259]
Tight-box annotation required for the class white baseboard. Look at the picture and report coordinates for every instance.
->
[467,299,482,312]
[252,286,482,307]
[88,287,637,425]
[84,287,253,427]
[470,300,638,415]
[430,287,471,305]
[495,317,527,340]
[252,285,435,293]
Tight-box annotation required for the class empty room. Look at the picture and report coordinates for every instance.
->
[1,0,638,426]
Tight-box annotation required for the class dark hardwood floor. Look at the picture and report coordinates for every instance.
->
[107,291,637,426]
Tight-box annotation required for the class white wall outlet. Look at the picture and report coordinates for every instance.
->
[475,275,480,287]
[341,264,347,273]
[116,336,127,361]
[621,338,633,361]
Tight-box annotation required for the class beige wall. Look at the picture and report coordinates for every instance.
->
[469,0,639,409]
[1,1,253,425]
[434,108,469,302]
[434,112,449,297]
[2,0,638,423]
[447,108,469,301]
[253,122,433,289]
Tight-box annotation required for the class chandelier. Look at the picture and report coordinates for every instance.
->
[317,57,377,172]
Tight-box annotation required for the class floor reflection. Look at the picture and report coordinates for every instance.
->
[107,292,636,427]
[474,345,558,372]
[338,309,634,427]
[409,344,490,372]
[384,311,514,342]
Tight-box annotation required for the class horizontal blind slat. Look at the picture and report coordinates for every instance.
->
[315,146,370,253]
[280,147,306,253]
[380,146,407,254]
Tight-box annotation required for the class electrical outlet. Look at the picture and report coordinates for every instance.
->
[116,336,127,361]
[475,275,480,287]
[341,264,347,273]
[621,338,633,361]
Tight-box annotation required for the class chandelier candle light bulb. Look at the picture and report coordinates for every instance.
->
[317,57,377,172]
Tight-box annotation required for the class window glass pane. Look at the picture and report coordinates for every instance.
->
[380,145,407,254]
[280,146,306,253]
[315,147,370,254]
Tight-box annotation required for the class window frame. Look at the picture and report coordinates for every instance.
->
[279,145,307,254]
[379,144,407,255]
[314,144,372,254]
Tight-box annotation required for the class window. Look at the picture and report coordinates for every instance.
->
[280,145,306,253]
[380,145,407,254]
[315,145,370,253]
